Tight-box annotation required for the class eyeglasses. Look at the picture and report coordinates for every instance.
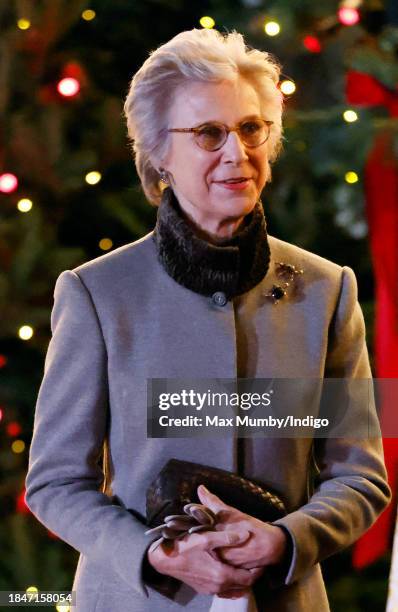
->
[168,118,273,152]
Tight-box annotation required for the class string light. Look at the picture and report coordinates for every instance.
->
[24,587,38,600]
[82,9,96,21]
[264,21,280,36]
[85,171,101,185]
[345,171,359,183]
[11,439,25,454]
[199,16,215,29]
[57,78,80,98]
[7,422,22,437]
[18,325,34,340]
[99,238,113,251]
[280,80,296,95]
[303,35,322,53]
[338,7,360,25]
[17,19,31,30]
[0,173,18,193]
[17,198,33,212]
[0,407,3,422]
[56,605,71,612]
[343,109,358,122]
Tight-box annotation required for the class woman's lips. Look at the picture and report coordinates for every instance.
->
[215,179,251,191]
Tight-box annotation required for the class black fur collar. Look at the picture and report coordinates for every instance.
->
[152,187,270,299]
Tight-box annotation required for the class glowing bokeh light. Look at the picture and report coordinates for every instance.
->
[0,173,18,193]
[7,421,22,437]
[99,238,113,251]
[280,80,296,95]
[24,586,38,599]
[343,109,358,122]
[57,77,80,97]
[17,19,31,30]
[17,198,33,212]
[264,21,280,36]
[82,9,96,21]
[338,7,360,25]
[199,16,215,29]
[85,171,102,185]
[12,439,25,453]
[18,325,34,340]
[303,35,322,53]
[345,171,359,184]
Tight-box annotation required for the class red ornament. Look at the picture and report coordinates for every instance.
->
[346,70,398,114]
[7,421,22,437]
[346,68,398,569]
[0,355,6,368]
[303,35,322,53]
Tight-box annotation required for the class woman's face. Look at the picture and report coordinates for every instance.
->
[160,76,270,238]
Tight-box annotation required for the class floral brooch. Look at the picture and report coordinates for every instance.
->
[265,262,304,304]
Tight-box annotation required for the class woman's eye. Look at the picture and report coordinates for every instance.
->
[199,125,223,138]
[241,121,261,134]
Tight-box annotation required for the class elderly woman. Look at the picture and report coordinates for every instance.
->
[25,28,390,612]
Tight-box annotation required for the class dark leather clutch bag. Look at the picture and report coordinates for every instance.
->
[147,458,287,527]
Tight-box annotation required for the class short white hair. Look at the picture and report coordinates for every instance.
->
[124,28,284,205]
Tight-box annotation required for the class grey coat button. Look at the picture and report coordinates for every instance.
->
[212,291,227,306]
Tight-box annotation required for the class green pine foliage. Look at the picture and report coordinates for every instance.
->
[1,1,396,609]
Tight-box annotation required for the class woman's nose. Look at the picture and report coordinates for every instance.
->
[221,131,249,163]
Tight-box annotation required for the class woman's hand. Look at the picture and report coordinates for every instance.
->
[147,529,264,598]
[197,485,288,570]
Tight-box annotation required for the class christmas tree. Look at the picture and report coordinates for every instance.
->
[1,1,397,610]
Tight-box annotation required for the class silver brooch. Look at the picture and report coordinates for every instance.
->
[265,262,304,304]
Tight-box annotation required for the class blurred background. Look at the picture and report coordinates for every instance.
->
[1,0,398,610]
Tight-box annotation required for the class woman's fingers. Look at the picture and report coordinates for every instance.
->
[218,560,259,589]
[197,484,231,513]
[204,529,251,550]
[147,525,259,596]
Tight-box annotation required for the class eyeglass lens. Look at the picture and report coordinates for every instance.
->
[195,120,269,151]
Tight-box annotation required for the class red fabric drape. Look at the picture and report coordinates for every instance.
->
[346,70,398,568]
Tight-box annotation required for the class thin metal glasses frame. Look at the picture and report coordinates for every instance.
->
[167,119,274,151]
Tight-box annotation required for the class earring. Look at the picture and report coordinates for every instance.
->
[159,168,169,185]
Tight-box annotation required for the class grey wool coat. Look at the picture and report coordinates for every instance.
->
[25,216,391,611]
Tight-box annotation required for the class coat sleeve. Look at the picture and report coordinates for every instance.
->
[270,265,392,586]
[25,270,152,598]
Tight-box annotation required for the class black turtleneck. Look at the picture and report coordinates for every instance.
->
[152,187,270,299]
